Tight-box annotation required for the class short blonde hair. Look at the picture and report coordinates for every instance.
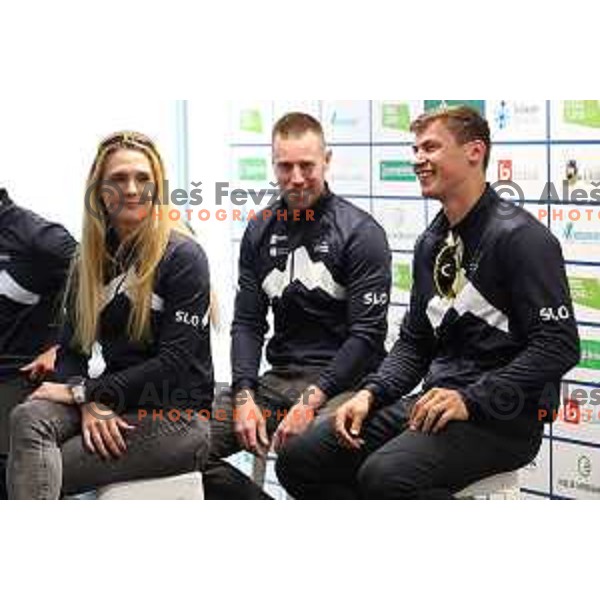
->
[272,112,325,145]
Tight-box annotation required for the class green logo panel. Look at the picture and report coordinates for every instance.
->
[382,103,411,132]
[380,161,416,183]
[394,262,413,292]
[238,158,267,181]
[240,109,264,134]
[569,276,600,311]
[564,101,600,129]
[425,100,486,115]
[580,339,600,371]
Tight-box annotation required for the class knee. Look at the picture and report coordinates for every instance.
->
[358,454,419,500]
[275,437,309,496]
[191,422,210,472]
[9,401,58,441]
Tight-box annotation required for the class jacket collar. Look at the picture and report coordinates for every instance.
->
[452,184,496,239]
[430,184,497,238]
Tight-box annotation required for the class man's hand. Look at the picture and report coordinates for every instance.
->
[233,390,269,457]
[20,346,59,381]
[410,388,469,434]
[81,403,135,460]
[28,382,73,404]
[334,390,374,451]
[273,385,326,453]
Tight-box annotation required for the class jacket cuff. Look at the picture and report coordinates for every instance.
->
[232,378,259,396]
[316,376,337,400]
[362,381,390,411]
[458,387,485,423]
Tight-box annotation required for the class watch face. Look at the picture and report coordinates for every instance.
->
[69,380,86,405]
[74,387,84,401]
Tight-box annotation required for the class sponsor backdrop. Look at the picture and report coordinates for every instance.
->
[225,101,600,500]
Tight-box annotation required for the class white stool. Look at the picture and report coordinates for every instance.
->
[97,472,204,500]
[455,471,521,500]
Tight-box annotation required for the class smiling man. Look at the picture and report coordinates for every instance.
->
[205,112,391,499]
[276,106,581,500]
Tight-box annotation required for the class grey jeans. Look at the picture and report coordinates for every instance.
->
[1,377,36,454]
[1,377,36,500]
[6,400,209,500]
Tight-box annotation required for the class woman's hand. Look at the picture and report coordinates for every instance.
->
[81,403,136,460]
[20,346,59,381]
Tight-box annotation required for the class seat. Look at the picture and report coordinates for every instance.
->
[455,471,521,500]
[97,472,204,500]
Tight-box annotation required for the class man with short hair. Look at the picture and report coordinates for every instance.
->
[205,113,392,499]
[0,188,76,499]
[276,106,581,500]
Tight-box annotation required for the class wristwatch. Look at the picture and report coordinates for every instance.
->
[67,377,88,406]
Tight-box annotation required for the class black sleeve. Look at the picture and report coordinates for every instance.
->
[33,222,77,350]
[231,225,270,394]
[459,225,581,421]
[55,308,90,381]
[55,271,91,381]
[85,239,212,410]
[362,239,436,409]
[316,218,392,398]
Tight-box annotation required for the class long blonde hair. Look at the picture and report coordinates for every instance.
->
[71,131,188,353]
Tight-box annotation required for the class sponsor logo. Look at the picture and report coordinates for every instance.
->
[562,222,600,243]
[557,453,600,496]
[331,162,369,183]
[564,101,600,129]
[564,159,600,186]
[239,109,264,134]
[578,455,593,479]
[330,110,360,129]
[381,103,411,132]
[498,159,513,181]
[313,241,330,255]
[564,398,581,425]
[580,339,600,371]
[425,100,486,115]
[497,159,539,182]
[495,101,542,130]
[394,262,413,293]
[238,158,268,181]
[495,101,511,130]
[380,160,417,183]
[569,276,600,311]
[269,234,289,259]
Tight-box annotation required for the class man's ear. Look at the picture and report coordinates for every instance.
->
[466,140,486,169]
[325,148,333,168]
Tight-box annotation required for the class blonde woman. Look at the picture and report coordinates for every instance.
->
[7,131,213,500]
